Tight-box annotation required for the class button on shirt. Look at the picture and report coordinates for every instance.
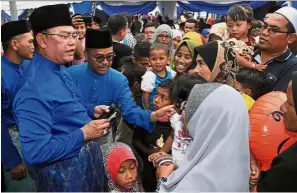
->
[13,53,91,165]
[1,57,29,169]
[68,63,153,133]
[253,49,297,92]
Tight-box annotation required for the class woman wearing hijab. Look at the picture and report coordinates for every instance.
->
[183,32,204,45]
[170,40,200,78]
[188,40,239,87]
[152,24,173,51]
[102,142,144,192]
[209,22,229,42]
[156,83,250,192]
[172,29,182,50]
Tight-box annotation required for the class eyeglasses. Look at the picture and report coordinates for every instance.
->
[87,50,115,63]
[42,32,79,40]
[158,34,170,39]
[260,24,290,35]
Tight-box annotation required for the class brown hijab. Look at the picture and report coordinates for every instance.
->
[193,40,239,87]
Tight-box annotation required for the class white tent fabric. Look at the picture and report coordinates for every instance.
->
[1,1,82,12]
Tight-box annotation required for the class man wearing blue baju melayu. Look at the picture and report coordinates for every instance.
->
[12,4,112,192]
[1,20,36,191]
[68,28,175,145]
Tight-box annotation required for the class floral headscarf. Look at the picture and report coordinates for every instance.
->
[209,22,229,41]
[193,40,239,87]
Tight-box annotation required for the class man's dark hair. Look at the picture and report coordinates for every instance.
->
[179,22,185,31]
[158,79,173,91]
[133,42,151,59]
[144,22,159,30]
[236,68,275,100]
[171,74,207,107]
[108,14,127,35]
[2,40,10,52]
[92,16,101,25]
[122,62,146,88]
[121,12,132,28]
[185,18,198,25]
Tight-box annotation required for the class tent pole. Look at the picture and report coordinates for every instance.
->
[287,1,292,7]
[92,1,97,16]
[9,1,18,21]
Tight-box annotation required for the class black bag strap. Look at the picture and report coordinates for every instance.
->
[277,137,291,155]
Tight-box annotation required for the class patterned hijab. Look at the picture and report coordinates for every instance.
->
[193,40,239,87]
[102,142,144,192]
[209,22,229,41]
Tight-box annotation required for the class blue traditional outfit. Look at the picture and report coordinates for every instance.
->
[68,29,153,145]
[12,4,105,192]
[1,20,36,191]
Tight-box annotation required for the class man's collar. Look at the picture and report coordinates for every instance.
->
[254,49,293,63]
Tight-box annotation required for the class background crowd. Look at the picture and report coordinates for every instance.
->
[1,2,297,192]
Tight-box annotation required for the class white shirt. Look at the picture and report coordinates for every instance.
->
[170,113,192,166]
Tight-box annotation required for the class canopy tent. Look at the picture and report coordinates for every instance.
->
[1,1,81,11]
[1,1,83,21]
[177,1,286,15]
[1,1,296,22]
[96,1,157,16]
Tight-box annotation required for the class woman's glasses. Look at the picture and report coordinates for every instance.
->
[158,34,170,39]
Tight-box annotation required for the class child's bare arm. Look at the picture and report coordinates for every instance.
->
[133,130,158,156]
[236,54,267,71]
[143,91,151,110]
[160,134,173,154]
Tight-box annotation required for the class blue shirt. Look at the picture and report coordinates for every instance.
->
[141,68,175,110]
[1,57,29,170]
[13,53,90,165]
[68,63,153,133]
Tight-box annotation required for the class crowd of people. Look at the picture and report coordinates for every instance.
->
[1,2,297,192]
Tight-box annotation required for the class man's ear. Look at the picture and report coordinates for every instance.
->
[11,39,19,51]
[35,33,47,49]
[288,33,297,44]
[132,57,136,64]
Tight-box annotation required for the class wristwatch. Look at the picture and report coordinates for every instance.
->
[156,177,168,192]
[160,177,167,183]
